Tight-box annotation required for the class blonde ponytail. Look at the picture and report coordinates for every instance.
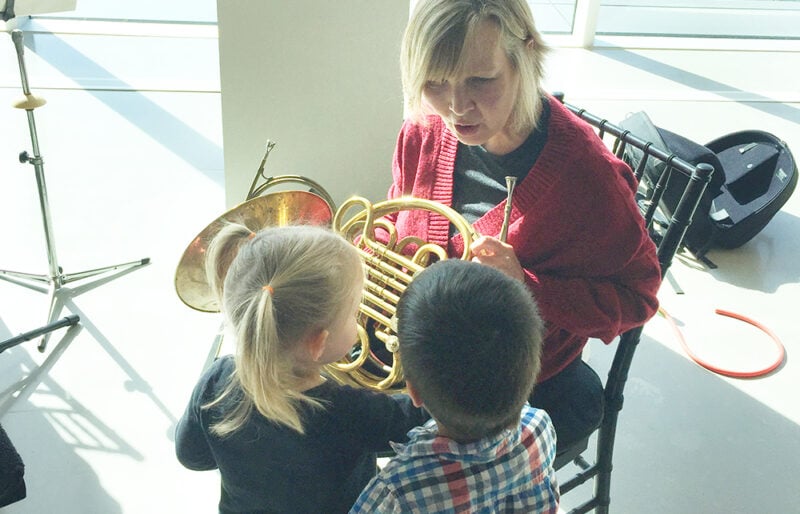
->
[202,223,363,435]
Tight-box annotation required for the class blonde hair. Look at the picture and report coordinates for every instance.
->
[400,0,550,135]
[203,223,363,436]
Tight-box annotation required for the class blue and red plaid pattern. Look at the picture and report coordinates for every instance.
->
[350,404,559,513]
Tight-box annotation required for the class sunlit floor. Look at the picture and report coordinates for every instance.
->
[1,7,799,514]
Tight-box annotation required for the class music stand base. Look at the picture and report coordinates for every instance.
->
[0,257,151,288]
[0,257,150,351]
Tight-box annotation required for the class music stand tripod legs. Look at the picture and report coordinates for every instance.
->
[0,29,149,352]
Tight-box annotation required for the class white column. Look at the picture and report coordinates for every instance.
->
[573,0,601,48]
[216,1,410,207]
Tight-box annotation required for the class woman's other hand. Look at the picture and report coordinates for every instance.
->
[470,235,524,282]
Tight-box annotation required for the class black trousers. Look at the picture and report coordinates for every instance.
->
[530,356,604,452]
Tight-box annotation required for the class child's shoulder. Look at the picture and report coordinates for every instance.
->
[205,354,235,379]
[522,403,553,425]
[194,355,236,394]
[520,404,557,461]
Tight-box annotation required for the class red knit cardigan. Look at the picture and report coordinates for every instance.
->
[386,96,661,382]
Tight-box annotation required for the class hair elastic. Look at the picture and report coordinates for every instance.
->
[262,284,274,294]
[248,231,257,240]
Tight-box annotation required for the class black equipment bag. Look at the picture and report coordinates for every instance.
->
[706,130,797,248]
[619,111,797,256]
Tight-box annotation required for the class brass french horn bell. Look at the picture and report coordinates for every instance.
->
[174,190,334,312]
[174,141,336,312]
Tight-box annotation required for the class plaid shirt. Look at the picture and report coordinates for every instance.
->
[350,404,559,513]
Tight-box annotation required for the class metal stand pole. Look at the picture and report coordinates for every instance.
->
[0,315,80,354]
[0,29,149,351]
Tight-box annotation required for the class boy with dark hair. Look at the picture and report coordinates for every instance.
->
[351,260,559,513]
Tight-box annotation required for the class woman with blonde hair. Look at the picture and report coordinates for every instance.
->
[388,0,661,455]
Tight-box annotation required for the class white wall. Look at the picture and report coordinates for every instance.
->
[216,1,410,208]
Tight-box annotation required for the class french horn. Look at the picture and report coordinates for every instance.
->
[323,195,478,391]
[175,142,515,393]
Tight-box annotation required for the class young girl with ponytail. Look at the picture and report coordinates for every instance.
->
[175,223,428,514]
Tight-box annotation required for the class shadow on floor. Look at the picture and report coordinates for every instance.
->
[597,46,800,126]
[558,334,800,513]
[0,327,126,514]
[20,31,223,182]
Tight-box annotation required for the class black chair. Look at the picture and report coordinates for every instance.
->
[552,98,714,514]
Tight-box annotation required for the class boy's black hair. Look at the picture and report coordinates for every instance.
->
[397,259,543,441]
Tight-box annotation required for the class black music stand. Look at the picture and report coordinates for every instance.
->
[0,29,149,352]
